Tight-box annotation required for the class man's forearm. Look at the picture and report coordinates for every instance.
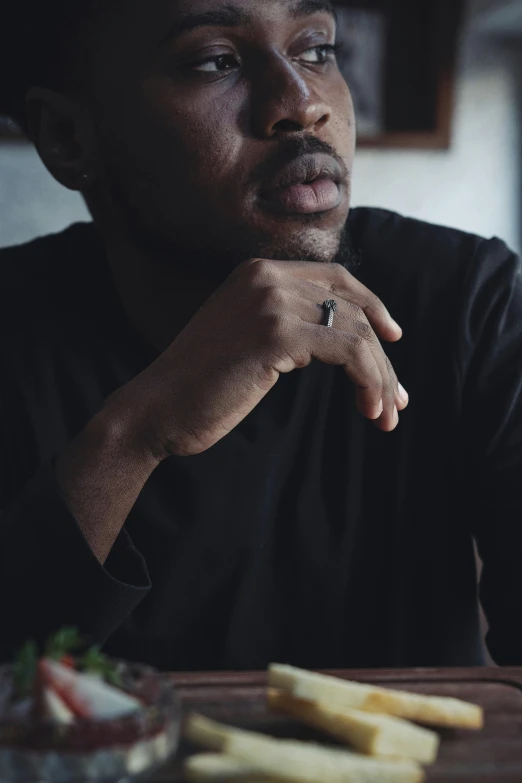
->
[55,406,160,564]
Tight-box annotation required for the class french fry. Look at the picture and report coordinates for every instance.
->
[184,713,235,751]
[227,730,424,783]
[185,753,280,782]
[268,688,439,764]
[184,713,425,783]
[269,664,483,730]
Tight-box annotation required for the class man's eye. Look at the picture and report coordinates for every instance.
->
[193,54,240,73]
[299,43,341,65]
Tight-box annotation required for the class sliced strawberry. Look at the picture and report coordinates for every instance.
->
[39,659,141,720]
[38,660,90,717]
[60,655,75,669]
[42,687,75,724]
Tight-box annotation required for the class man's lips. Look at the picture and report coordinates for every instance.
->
[273,179,341,214]
[259,153,344,216]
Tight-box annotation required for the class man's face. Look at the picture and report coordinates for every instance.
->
[85,0,355,274]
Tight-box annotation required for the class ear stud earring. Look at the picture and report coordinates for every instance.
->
[78,171,93,190]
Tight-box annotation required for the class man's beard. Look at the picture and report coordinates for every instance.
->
[116,208,359,281]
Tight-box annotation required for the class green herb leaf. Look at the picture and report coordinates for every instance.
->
[44,627,84,660]
[79,647,123,688]
[12,640,38,698]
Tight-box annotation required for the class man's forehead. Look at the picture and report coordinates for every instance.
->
[171,0,335,13]
[157,0,336,41]
[167,0,335,24]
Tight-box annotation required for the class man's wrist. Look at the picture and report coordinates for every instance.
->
[93,400,163,474]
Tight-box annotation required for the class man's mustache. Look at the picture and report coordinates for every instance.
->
[251,136,347,186]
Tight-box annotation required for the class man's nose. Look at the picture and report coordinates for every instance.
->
[250,54,332,138]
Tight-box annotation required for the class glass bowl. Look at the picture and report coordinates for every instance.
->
[0,660,181,782]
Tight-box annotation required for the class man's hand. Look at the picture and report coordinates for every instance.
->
[108,259,408,460]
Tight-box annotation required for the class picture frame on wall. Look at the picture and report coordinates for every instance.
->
[334,0,463,149]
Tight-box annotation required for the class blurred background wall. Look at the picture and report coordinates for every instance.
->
[352,6,522,253]
[0,0,521,252]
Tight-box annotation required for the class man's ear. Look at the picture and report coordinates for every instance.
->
[25,87,95,191]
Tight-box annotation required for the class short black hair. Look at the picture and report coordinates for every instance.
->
[0,1,101,134]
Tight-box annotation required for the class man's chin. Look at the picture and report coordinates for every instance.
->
[247,219,350,265]
[246,194,351,265]
[250,236,338,265]
[164,226,352,282]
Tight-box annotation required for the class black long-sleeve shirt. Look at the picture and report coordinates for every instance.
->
[0,207,521,670]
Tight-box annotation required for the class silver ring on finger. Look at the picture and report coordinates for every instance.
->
[322,299,337,328]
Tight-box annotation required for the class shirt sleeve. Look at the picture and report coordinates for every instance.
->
[456,236,522,665]
[0,461,151,663]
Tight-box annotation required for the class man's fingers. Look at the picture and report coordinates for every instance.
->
[301,323,386,422]
[297,296,407,429]
[343,304,402,426]
[272,260,403,343]
[361,295,403,343]
[397,383,409,411]
[390,363,409,412]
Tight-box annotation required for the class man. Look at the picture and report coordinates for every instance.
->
[0,0,521,671]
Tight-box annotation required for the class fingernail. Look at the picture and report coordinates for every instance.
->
[398,383,409,403]
[370,399,384,419]
[386,311,401,331]
[393,406,399,426]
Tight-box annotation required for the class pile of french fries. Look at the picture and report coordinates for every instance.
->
[183,663,484,783]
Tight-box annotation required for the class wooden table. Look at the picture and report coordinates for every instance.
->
[155,667,522,782]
